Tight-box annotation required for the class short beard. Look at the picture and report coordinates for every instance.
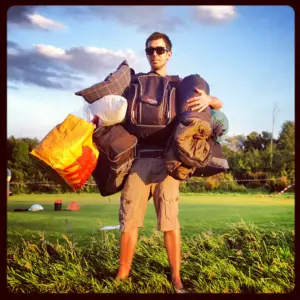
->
[151,62,165,71]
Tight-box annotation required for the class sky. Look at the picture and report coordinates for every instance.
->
[7,5,295,140]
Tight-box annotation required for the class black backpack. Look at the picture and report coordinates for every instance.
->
[123,72,181,141]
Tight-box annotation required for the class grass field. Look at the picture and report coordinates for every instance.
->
[7,193,294,244]
[7,193,295,293]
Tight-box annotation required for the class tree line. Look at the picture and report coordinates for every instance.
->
[7,120,294,194]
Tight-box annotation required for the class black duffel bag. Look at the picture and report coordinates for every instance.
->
[92,124,137,196]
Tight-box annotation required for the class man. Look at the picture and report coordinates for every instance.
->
[7,168,11,198]
[116,32,223,293]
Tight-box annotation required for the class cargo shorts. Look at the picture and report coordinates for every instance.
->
[119,158,180,232]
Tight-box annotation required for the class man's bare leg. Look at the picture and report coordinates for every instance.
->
[164,229,183,289]
[116,228,139,280]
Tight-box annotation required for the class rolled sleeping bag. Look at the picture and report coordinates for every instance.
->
[176,73,212,124]
[165,74,213,180]
[165,117,212,181]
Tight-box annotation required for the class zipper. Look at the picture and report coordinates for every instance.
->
[167,87,175,124]
[130,84,138,125]
[137,76,146,124]
[159,77,168,124]
[139,99,142,124]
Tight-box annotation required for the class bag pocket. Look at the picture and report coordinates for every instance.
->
[193,138,229,177]
[119,196,134,222]
[95,156,135,196]
[165,140,196,181]
[137,75,169,125]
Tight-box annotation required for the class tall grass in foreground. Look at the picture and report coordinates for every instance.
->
[7,220,294,293]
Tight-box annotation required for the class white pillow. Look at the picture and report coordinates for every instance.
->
[89,95,128,126]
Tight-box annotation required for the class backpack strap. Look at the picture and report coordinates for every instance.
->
[131,72,146,83]
[166,75,181,88]
[131,72,181,84]
[166,75,180,82]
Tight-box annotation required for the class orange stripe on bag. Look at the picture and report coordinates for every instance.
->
[61,146,98,190]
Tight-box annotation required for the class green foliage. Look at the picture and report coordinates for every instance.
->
[7,119,294,194]
[276,121,294,153]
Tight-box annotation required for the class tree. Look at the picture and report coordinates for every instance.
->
[20,137,40,152]
[277,121,295,153]
[270,102,279,168]
[12,140,29,164]
[260,131,272,149]
[223,135,245,151]
[7,136,17,161]
[244,132,262,151]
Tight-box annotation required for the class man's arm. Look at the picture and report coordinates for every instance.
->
[187,88,223,112]
[209,96,223,110]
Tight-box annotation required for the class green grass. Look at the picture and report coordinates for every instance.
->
[7,193,295,293]
[7,193,294,244]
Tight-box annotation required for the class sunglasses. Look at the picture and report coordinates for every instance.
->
[145,47,169,56]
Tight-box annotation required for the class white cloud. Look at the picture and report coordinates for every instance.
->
[28,14,67,31]
[8,41,145,90]
[8,6,67,31]
[33,44,141,73]
[64,6,184,32]
[191,6,237,25]
[34,44,69,59]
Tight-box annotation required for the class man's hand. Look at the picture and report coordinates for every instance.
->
[186,88,212,113]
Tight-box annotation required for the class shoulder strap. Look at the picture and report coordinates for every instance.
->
[131,72,146,83]
[166,75,180,83]
[130,72,181,86]
[167,75,181,89]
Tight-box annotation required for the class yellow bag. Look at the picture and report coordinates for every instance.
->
[30,114,99,191]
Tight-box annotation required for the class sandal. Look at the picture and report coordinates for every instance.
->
[173,286,190,294]
[172,281,190,294]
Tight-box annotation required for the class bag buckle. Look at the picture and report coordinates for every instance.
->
[136,149,164,159]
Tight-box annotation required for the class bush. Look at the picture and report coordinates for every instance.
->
[205,177,220,190]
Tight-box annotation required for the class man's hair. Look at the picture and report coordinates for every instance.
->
[145,32,172,51]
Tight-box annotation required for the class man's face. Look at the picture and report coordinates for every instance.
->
[146,38,172,70]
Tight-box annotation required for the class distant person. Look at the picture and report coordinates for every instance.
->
[7,168,11,197]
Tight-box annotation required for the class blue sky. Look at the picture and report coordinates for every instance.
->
[7,5,294,140]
